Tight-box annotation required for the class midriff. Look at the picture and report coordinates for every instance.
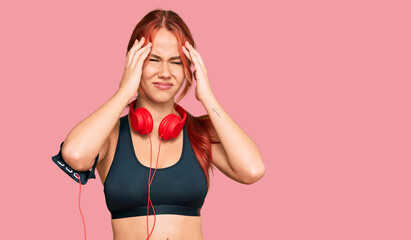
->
[111,214,204,240]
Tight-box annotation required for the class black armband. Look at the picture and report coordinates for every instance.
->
[51,141,99,185]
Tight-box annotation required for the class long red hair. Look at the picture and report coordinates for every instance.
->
[123,9,220,192]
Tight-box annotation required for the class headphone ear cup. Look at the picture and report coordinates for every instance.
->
[159,114,184,140]
[129,100,153,135]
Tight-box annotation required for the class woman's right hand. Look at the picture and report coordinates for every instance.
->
[118,36,152,100]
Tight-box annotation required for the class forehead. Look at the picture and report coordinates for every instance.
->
[150,29,179,56]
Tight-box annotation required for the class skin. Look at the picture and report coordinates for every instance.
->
[96,27,266,239]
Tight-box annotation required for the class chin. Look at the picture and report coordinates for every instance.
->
[155,96,174,103]
[147,92,176,103]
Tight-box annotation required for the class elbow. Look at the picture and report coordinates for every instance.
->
[242,164,266,185]
[61,144,89,172]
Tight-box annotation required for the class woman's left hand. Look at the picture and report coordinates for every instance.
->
[182,41,214,103]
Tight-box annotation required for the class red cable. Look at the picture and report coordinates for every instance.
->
[75,174,87,240]
[146,131,154,239]
[146,132,163,239]
[148,135,162,239]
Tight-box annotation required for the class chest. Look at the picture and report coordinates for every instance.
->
[101,117,209,217]
[131,129,184,169]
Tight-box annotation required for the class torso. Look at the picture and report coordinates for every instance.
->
[96,115,204,240]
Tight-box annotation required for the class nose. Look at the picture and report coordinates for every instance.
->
[158,61,172,78]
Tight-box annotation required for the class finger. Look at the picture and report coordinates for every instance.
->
[135,44,152,69]
[131,43,151,68]
[194,51,205,69]
[126,40,137,65]
[188,47,199,70]
[193,70,197,81]
[185,42,205,68]
[130,42,151,68]
[184,42,197,65]
[135,36,145,47]
[184,41,200,69]
[127,37,144,58]
[126,37,146,67]
[130,37,147,57]
[182,46,190,60]
[182,46,192,62]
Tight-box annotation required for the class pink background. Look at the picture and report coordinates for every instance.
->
[1,0,410,239]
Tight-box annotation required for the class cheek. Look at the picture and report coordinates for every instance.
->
[174,66,185,77]
[177,77,186,88]
[141,66,157,78]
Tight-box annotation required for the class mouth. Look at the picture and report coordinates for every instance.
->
[153,82,173,86]
[153,82,173,90]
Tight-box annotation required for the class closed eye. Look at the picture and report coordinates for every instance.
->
[150,59,183,65]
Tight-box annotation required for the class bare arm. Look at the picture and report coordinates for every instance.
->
[180,40,265,184]
[61,89,132,171]
[202,93,265,184]
[60,37,152,171]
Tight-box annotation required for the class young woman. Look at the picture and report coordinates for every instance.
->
[59,9,265,240]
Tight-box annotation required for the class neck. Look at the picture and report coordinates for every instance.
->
[134,95,180,125]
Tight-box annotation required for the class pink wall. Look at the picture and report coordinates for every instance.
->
[2,0,410,239]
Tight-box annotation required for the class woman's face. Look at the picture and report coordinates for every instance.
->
[140,28,185,103]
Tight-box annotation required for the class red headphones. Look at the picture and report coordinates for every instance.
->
[129,98,187,140]
[128,98,187,240]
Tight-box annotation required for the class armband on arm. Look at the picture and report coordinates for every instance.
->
[51,141,99,185]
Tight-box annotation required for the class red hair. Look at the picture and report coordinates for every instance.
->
[123,9,220,191]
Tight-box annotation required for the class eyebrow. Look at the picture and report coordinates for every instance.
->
[150,54,181,61]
